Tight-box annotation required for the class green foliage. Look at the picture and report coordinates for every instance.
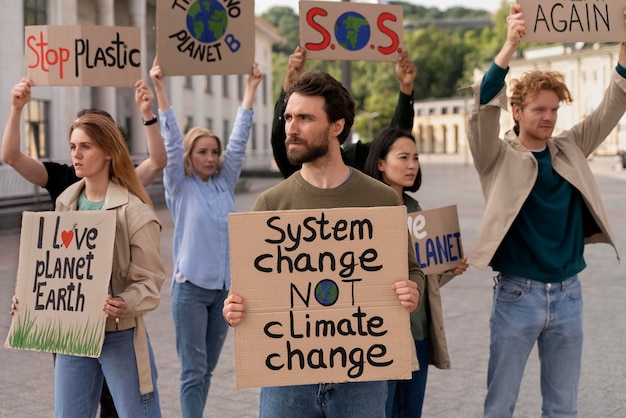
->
[389,1,491,19]
[261,6,300,55]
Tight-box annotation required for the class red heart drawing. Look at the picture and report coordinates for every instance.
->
[61,230,74,248]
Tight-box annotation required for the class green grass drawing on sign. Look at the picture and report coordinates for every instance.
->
[8,307,105,357]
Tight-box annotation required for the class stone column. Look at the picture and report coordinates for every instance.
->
[94,0,116,118]
[128,0,149,155]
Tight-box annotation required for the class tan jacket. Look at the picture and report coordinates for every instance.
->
[467,70,626,270]
[426,272,455,369]
[56,179,164,395]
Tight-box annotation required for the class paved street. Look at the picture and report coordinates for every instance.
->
[0,154,625,417]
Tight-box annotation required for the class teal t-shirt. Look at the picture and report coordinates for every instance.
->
[491,148,586,282]
[77,189,104,211]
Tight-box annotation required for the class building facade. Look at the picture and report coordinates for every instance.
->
[412,43,626,157]
[413,96,470,156]
[0,0,282,200]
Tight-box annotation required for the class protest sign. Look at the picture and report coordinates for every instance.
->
[229,206,414,388]
[25,25,141,87]
[408,205,463,275]
[299,1,404,62]
[518,0,626,43]
[157,0,255,75]
[5,211,116,358]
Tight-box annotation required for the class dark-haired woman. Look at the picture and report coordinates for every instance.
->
[364,127,468,418]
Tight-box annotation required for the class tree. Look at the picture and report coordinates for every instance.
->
[261,6,300,55]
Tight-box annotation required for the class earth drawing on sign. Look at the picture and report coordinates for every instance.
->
[186,0,228,43]
[334,12,371,51]
[315,279,339,307]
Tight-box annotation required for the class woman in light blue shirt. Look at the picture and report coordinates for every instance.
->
[151,59,263,418]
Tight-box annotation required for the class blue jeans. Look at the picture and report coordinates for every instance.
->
[386,339,430,418]
[260,381,387,417]
[172,280,229,418]
[484,274,583,418]
[54,328,161,418]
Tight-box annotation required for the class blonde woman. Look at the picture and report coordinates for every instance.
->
[151,59,262,417]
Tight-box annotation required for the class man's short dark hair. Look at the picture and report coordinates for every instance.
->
[286,71,356,145]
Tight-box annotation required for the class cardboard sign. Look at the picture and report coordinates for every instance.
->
[300,1,404,62]
[5,211,116,358]
[519,0,626,42]
[229,206,414,388]
[157,0,255,76]
[408,205,463,275]
[25,25,141,87]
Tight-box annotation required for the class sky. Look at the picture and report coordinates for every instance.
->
[255,0,508,15]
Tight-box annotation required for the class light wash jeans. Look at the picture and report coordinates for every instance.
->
[386,338,430,418]
[54,328,161,418]
[484,274,583,418]
[260,381,387,417]
[172,280,229,418]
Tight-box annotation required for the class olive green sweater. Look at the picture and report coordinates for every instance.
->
[253,168,425,300]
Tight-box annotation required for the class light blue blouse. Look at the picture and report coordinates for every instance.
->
[160,107,253,290]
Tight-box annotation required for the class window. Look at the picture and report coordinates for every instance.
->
[223,119,230,146]
[184,116,194,133]
[222,75,229,97]
[251,124,257,151]
[184,76,193,89]
[24,0,47,25]
[238,75,244,100]
[262,78,267,105]
[205,76,213,94]
[24,99,50,159]
[206,118,213,130]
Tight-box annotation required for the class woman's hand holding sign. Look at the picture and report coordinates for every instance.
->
[103,295,127,319]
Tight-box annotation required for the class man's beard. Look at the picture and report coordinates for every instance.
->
[286,134,329,165]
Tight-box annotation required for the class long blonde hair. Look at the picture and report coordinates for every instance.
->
[69,113,153,207]
[183,127,223,176]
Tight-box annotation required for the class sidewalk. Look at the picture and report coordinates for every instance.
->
[0,156,625,417]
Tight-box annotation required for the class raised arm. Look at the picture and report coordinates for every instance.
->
[219,63,263,186]
[150,56,171,112]
[241,62,263,110]
[134,79,167,186]
[468,4,526,173]
[342,52,418,171]
[1,77,49,187]
[270,46,307,178]
[494,3,525,71]
[390,50,417,130]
